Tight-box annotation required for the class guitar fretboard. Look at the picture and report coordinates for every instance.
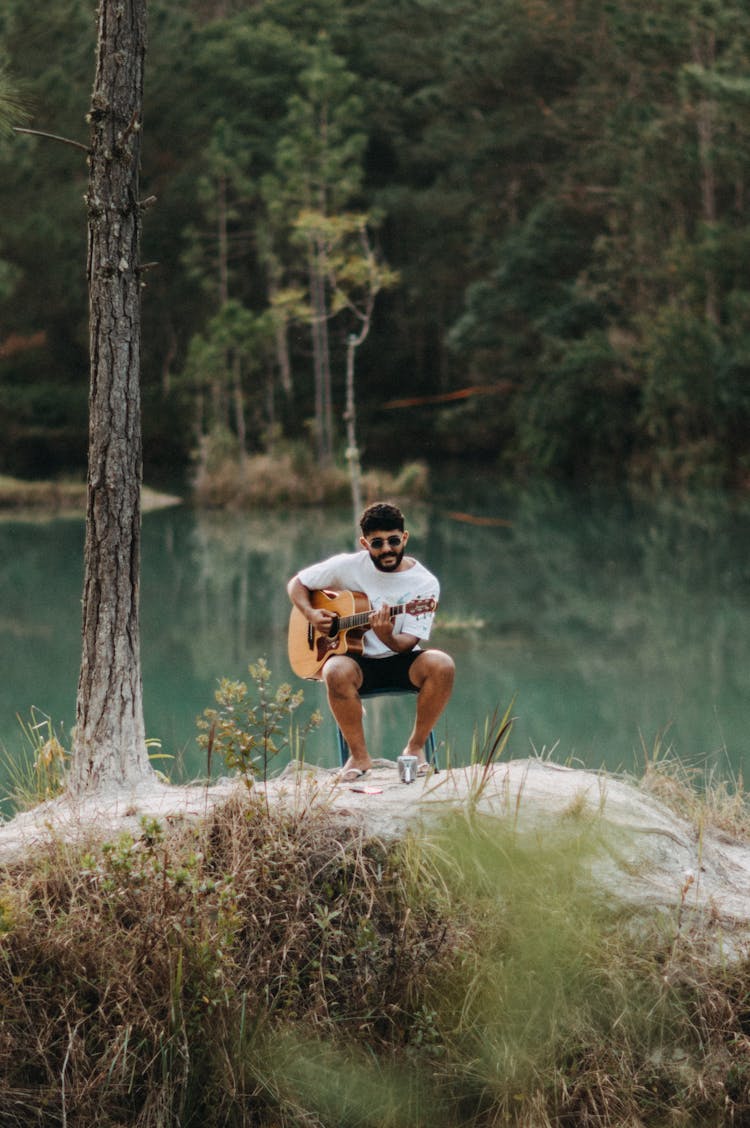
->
[336,602,408,633]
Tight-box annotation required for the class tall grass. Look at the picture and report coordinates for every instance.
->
[0,778,748,1125]
[191,431,429,509]
[0,707,69,814]
[638,723,750,842]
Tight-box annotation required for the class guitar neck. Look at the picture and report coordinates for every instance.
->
[338,602,408,633]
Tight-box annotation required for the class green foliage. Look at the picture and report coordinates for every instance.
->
[4,0,750,487]
[634,307,731,485]
[181,300,276,443]
[640,307,721,445]
[0,64,25,132]
[197,657,322,787]
[1,711,177,813]
[517,330,638,478]
[270,32,366,213]
[0,707,69,811]
[410,809,707,1124]
[288,208,398,319]
[0,254,20,302]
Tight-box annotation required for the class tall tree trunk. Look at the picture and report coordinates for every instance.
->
[344,331,363,538]
[215,168,230,430]
[267,258,293,397]
[232,352,247,460]
[70,0,153,794]
[692,20,719,326]
[217,169,229,306]
[315,238,334,464]
[309,252,327,464]
[256,226,293,398]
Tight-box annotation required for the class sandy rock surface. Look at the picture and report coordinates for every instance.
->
[1,757,748,955]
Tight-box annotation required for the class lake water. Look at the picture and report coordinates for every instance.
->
[2,474,750,789]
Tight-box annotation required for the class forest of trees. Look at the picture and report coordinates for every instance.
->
[1,0,750,493]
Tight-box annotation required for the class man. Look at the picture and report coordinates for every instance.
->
[287,501,454,782]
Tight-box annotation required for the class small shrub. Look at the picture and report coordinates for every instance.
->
[197,658,322,788]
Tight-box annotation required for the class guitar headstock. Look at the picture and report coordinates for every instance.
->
[405,597,438,616]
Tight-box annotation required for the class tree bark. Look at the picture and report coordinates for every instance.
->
[70,0,153,793]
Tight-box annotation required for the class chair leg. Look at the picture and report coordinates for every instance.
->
[338,726,437,768]
[337,727,349,766]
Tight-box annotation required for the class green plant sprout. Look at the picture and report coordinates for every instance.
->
[0,714,176,813]
[197,658,322,791]
[5,707,69,808]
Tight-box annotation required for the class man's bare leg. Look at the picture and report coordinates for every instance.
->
[322,656,372,776]
[403,650,455,765]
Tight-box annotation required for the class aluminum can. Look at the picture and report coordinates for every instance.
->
[397,754,418,784]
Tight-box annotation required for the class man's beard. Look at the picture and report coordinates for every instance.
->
[371,547,405,572]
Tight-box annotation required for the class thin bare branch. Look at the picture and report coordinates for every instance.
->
[13,126,90,154]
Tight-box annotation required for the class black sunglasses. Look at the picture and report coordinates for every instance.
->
[367,535,404,550]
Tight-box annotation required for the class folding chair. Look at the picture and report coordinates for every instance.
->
[335,685,437,768]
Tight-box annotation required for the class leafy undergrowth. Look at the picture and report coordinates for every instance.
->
[0,792,748,1126]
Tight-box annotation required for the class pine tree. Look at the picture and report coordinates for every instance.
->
[70,0,153,793]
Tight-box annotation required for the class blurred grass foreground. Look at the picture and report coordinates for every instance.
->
[0,757,749,1126]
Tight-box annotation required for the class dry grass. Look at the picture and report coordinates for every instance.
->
[0,795,453,1126]
[191,436,429,510]
[637,728,750,842]
[0,785,748,1125]
[0,475,86,513]
[0,477,180,520]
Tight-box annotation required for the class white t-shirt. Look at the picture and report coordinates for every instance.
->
[296,551,440,658]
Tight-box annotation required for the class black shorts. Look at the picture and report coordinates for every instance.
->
[349,650,422,694]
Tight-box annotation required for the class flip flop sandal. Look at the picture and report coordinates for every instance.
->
[338,767,369,783]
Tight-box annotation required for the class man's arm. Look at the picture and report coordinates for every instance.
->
[368,603,419,654]
[287,575,336,633]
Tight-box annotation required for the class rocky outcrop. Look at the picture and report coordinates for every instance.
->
[1,758,748,958]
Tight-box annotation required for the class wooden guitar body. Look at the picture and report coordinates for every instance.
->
[288,589,371,679]
[288,588,438,680]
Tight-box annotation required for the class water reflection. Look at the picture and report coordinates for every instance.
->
[1,479,749,784]
[432,477,750,774]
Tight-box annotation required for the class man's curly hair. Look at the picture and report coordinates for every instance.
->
[359,502,405,536]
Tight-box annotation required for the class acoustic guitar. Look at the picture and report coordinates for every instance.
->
[288,588,438,679]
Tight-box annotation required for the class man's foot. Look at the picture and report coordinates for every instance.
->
[337,760,372,783]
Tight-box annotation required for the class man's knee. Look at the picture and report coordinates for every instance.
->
[323,657,362,697]
[411,649,455,691]
[432,650,456,687]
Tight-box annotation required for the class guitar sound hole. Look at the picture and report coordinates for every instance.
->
[327,617,339,638]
